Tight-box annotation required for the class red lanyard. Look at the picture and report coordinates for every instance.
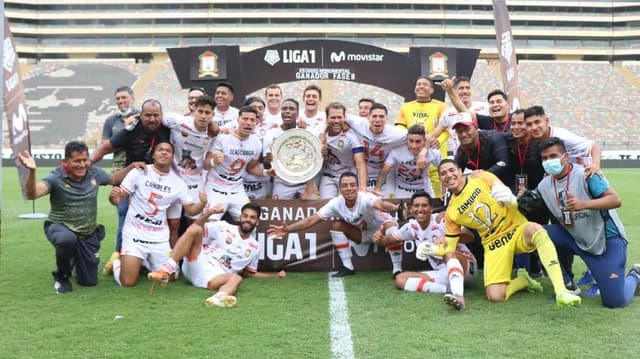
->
[493,119,509,132]
[466,140,481,169]
[552,165,571,208]
[516,139,530,173]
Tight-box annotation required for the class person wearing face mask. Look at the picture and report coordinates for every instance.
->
[536,137,640,308]
[101,86,139,173]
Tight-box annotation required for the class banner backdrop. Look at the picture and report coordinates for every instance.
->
[253,199,436,272]
[3,18,31,200]
[493,0,522,111]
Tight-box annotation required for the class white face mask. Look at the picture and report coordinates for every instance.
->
[119,107,133,117]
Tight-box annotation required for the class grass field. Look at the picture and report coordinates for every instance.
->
[1,167,640,359]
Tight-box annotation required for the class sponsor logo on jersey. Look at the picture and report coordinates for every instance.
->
[487,229,515,251]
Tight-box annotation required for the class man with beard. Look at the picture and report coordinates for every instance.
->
[203,106,268,222]
[213,82,239,128]
[268,172,402,276]
[148,203,286,308]
[91,99,173,273]
[263,98,318,200]
[319,102,368,199]
[108,142,206,287]
[101,86,138,173]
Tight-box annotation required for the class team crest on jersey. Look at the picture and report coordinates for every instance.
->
[225,236,233,245]
[337,140,344,149]
[244,249,252,258]
[181,131,189,137]
[91,178,97,187]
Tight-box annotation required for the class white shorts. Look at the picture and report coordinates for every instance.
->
[422,249,478,285]
[272,178,307,200]
[244,179,271,200]
[366,174,394,198]
[181,254,226,289]
[319,173,340,199]
[168,174,205,219]
[393,182,435,199]
[206,185,249,222]
[120,235,171,272]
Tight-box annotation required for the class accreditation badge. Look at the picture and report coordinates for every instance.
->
[562,210,574,226]
[515,174,528,193]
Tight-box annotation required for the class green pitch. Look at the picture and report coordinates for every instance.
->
[1,167,640,358]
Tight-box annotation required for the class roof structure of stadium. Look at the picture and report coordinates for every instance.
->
[5,0,640,61]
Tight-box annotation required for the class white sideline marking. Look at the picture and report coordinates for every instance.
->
[328,274,355,359]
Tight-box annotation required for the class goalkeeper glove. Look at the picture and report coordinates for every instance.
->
[416,242,446,261]
[491,183,517,207]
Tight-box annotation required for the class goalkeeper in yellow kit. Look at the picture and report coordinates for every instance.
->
[419,159,581,307]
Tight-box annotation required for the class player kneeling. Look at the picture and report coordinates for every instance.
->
[374,191,477,311]
[148,203,286,308]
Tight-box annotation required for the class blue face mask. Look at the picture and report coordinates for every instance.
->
[542,158,563,176]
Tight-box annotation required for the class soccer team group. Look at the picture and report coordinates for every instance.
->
[19,75,640,310]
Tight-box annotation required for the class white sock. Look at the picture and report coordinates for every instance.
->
[447,258,464,297]
[388,244,403,273]
[113,259,122,286]
[160,258,177,274]
[330,230,353,270]
[404,277,447,293]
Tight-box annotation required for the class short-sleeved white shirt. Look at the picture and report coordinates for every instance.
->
[206,133,261,191]
[121,165,193,243]
[318,191,394,229]
[202,220,260,273]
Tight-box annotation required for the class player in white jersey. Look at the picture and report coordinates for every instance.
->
[268,172,403,276]
[299,84,326,136]
[344,103,408,196]
[108,142,206,287]
[204,106,269,222]
[148,203,286,308]
[263,98,318,200]
[375,125,442,198]
[263,84,283,128]
[163,95,217,219]
[319,102,368,199]
[524,105,601,176]
[375,191,477,310]
[213,82,239,128]
[431,77,490,153]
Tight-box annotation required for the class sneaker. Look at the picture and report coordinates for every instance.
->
[556,289,581,308]
[565,279,582,295]
[583,283,600,297]
[628,263,640,296]
[517,268,543,293]
[576,270,594,286]
[205,294,237,308]
[52,271,73,294]
[147,268,170,284]
[332,268,355,278]
[444,293,465,311]
[103,251,120,275]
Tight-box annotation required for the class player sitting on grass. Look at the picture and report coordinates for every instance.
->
[431,159,581,307]
[148,203,286,308]
[374,191,478,310]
